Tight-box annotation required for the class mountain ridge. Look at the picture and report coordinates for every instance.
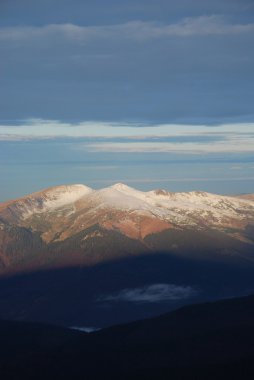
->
[0,183,253,276]
[1,182,253,232]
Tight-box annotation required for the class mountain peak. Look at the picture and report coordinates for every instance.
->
[110,183,134,192]
[33,184,93,207]
[0,184,93,222]
[42,184,92,196]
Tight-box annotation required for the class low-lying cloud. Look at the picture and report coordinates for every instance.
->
[98,283,197,303]
[71,326,100,333]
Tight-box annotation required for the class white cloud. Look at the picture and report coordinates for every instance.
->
[0,119,254,138]
[0,120,254,154]
[87,138,254,154]
[0,16,253,44]
[98,283,197,303]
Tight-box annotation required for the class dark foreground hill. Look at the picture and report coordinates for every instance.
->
[2,294,254,379]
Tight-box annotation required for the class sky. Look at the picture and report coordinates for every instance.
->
[0,0,254,200]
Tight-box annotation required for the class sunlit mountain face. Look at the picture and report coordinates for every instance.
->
[0,183,253,328]
[0,182,254,272]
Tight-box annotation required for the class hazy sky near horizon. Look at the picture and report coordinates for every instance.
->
[0,0,254,200]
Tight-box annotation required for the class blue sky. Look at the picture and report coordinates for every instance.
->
[0,0,254,200]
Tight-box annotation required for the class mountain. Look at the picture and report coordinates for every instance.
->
[1,294,254,379]
[0,183,253,273]
[0,183,254,328]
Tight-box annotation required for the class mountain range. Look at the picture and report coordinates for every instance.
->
[0,183,253,327]
[0,183,254,273]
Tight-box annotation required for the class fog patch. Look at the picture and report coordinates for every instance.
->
[98,284,197,303]
[71,326,100,333]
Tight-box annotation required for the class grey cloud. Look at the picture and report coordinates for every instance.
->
[0,0,253,27]
[0,2,253,123]
[98,283,197,303]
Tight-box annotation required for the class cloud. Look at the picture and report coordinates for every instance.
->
[1,10,253,123]
[87,139,254,154]
[0,16,253,44]
[98,283,197,303]
[71,326,100,333]
[1,119,254,137]
[1,120,254,155]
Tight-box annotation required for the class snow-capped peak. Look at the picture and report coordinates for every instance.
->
[3,184,93,221]
[35,184,93,209]
[41,184,92,202]
[110,183,136,192]
[1,183,254,232]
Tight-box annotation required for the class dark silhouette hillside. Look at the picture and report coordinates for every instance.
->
[2,294,254,379]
